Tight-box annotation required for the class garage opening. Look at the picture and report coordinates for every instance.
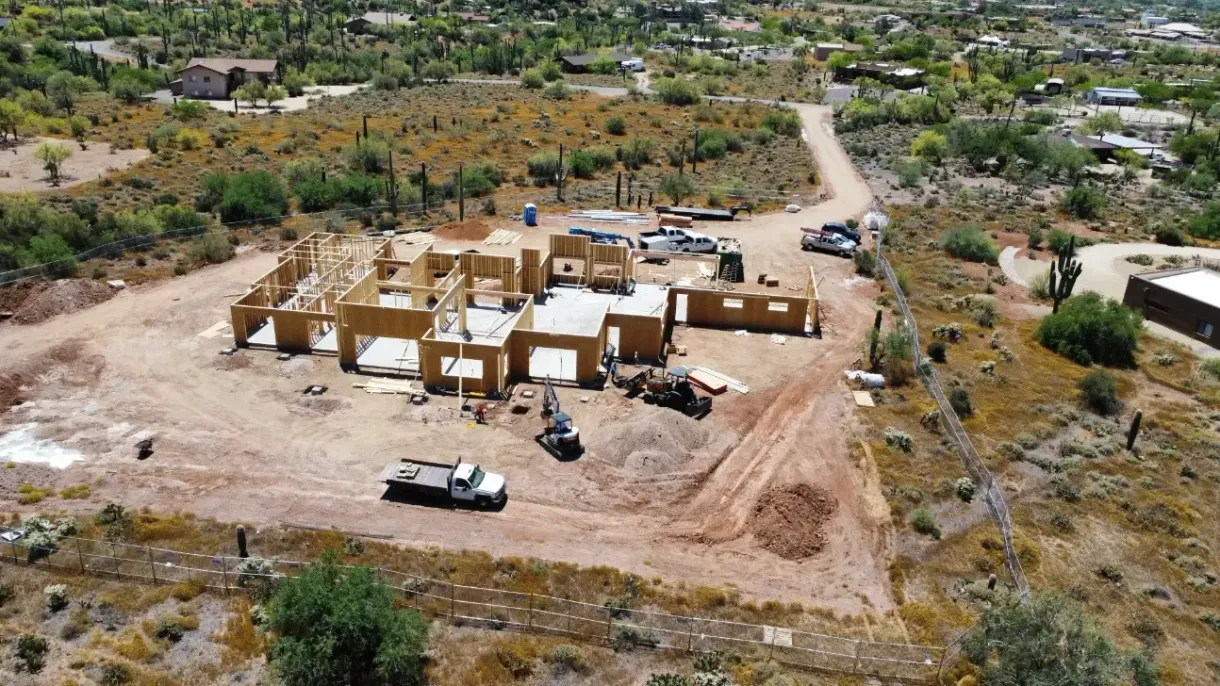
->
[528,347,577,382]
[441,357,484,379]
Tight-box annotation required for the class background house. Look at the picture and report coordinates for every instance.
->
[1124,268,1220,349]
[1085,86,1141,106]
[172,58,278,99]
[344,12,416,33]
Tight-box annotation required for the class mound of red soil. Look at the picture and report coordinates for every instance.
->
[432,220,493,242]
[751,484,838,560]
[9,279,114,324]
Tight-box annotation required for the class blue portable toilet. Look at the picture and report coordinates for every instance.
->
[523,203,537,227]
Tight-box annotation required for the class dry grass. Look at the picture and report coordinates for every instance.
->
[213,598,264,669]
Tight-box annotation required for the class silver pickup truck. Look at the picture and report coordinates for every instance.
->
[800,229,857,256]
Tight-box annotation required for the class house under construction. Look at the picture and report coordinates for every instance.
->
[230,233,820,394]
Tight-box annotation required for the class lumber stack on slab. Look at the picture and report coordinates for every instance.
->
[483,229,522,245]
[690,366,748,394]
[353,379,422,395]
[687,369,728,395]
[400,232,436,246]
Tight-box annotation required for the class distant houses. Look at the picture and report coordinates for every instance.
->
[834,61,926,88]
[344,12,416,33]
[559,52,632,73]
[1085,86,1142,107]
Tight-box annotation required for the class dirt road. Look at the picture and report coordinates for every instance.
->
[0,103,887,612]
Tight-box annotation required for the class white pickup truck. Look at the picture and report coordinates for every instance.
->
[638,227,718,253]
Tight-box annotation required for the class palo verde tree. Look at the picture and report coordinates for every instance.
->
[266,552,429,686]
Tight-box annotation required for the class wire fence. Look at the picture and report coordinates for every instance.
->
[877,255,1032,600]
[0,181,816,288]
[0,528,946,682]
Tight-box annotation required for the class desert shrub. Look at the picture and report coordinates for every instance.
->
[95,503,133,542]
[950,388,974,417]
[1036,292,1142,367]
[973,296,999,327]
[539,61,563,81]
[610,625,660,651]
[14,634,48,674]
[605,115,627,135]
[1028,227,1044,250]
[933,322,963,342]
[218,171,288,223]
[928,341,947,362]
[1046,229,1078,255]
[1199,358,1220,381]
[526,152,561,185]
[1028,270,1051,300]
[956,477,977,502]
[155,617,184,642]
[654,77,701,105]
[341,136,390,173]
[882,325,915,385]
[894,156,925,187]
[1125,253,1154,266]
[909,507,941,539]
[621,137,655,169]
[0,583,13,606]
[1060,185,1108,219]
[543,80,571,100]
[185,231,233,264]
[99,662,131,686]
[885,427,913,452]
[266,554,428,686]
[853,248,875,276]
[1154,226,1185,246]
[660,173,697,205]
[941,224,999,264]
[759,108,802,137]
[170,99,210,121]
[44,584,69,612]
[520,69,544,89]
[236,557,283,602]
[1077,370,1122,416]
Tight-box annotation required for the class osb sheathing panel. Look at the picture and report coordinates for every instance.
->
[232,306,333,352]
[669,288,810,334]
[550,234,591,259]
[337,305,435,365]
[606,312,666,361]
[419,338,505,393]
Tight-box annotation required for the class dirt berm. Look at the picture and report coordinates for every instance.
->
[589,409,711,476]
[750,484,839,560]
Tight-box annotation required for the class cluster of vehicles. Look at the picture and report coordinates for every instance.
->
[800,222,861,257]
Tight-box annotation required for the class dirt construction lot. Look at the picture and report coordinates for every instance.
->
[0,137,150,192]
[0,105,890,613]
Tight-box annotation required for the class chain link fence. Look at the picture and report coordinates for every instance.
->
[1,528,945,682]
[877,255,1031,599]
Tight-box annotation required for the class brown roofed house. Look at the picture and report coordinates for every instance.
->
[173,58,278,99]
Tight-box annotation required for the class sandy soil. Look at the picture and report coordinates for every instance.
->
[0,105,891,611]
[0,137,150,192]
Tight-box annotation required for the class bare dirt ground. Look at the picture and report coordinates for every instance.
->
[0,106,889,612]
[0,137,150,192]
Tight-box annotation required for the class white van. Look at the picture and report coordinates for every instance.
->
[621,58,646,72]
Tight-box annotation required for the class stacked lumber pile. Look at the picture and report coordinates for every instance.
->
[483,229,522,245]
[353,379,422,395]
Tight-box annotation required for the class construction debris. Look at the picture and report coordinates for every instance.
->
[852,391,875,407]
[770,334,787,345]
[687,369,728,395]
[844,370,885,388]
[399,232,436,246]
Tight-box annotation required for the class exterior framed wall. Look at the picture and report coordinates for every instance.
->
[419,336,507,393]
[550,234,593,287]
[606,311,666,361]
[507,305,609,385]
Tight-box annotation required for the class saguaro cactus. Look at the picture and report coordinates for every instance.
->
[1049,235,1083,314]
[1127,409,1142,452]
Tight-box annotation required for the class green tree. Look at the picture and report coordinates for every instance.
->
[23,234,78,277]
[964,593,1131,686]
[0,100,27,141]
[910,130,947,164]
[67,115,90,148]
[825,51,854,72]
[46,71,97,115]
[940,224,999,263]
[264,84,288,107]
[654,77,701,106]
[520,69,545,89]
[1187,200,1220,239]
[1060,185,1108,220]
[34,141,72,184]
[267,554,428,686]
[217,171,289,223]
[1036,292,1142,367]
[110,74,153,103]
[1077,111,1123,139]
[233,80,267,109]
[421,60,456,82]
[659,173,697,205]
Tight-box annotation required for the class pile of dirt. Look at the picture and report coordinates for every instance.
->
[10,280,115,324]
[594,410,710,475]
[0,341,85,410]
[750,484,838,560]
[433,219,493,242]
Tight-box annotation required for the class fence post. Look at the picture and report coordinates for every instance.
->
[76,539,85,573]
[147,546,157,584]
[221,556,230,595]
[606,608,613,645]
[767,626,778,661]
[852,639,863,673]
[111,542,120,579]
[565,599,572,637]
[449,581,455,620]
[687,618,694,653]
[527,593,534,632]
[10,539,18,565]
